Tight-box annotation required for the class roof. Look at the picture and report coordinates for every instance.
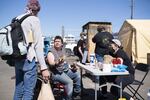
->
[82,21,112,28]
[125,19,150,32]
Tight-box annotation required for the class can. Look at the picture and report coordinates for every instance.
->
[118,98,126,100]
[90,53,95,66]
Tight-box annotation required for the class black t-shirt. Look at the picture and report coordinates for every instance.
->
[77,39,86,57]
[113,49,135,75]
[92,32,114,56]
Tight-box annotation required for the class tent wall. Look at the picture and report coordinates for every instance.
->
[118,20,150,64]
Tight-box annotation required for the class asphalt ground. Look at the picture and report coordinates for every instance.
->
[0,56,150,100]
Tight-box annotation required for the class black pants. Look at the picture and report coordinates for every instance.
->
[100,74,134,97]
[111,74,134,97]
[100,76,116,94]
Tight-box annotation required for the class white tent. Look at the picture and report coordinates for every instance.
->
[118,19,150,64]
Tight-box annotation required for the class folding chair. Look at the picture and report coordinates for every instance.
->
[126,63,149,100]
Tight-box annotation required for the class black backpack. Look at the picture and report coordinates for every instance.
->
[10,14,31,58]
[0,14,31,66]
[73,46,79,56]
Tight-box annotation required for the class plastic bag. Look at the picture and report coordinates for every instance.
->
[38,81,55,100]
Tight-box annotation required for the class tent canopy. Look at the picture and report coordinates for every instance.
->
[118,19,150,64]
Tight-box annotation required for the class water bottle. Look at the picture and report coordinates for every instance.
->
[82,50,88,64]
[90,53,95,66]
[147,89,150,100]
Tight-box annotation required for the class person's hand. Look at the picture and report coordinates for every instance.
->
[41,69,50,82]
[71,64,78,72]
[56,57,64,66]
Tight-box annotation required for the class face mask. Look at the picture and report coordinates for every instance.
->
[109,46,115,54]
[83,36,87,39]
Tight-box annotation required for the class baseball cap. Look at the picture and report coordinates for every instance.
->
[111,39,121,47]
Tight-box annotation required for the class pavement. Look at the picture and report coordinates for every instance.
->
[0,56,150,100]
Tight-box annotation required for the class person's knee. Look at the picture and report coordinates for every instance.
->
[76,72,81,79]
[67,78,73,87]
[72,71,80,78]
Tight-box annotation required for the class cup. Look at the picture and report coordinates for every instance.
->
[102,64,112,72]
[118,98,126,100]
[97,62,103,70]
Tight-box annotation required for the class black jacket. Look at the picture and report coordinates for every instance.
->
[92,32,113,56]
[113,49,135,75]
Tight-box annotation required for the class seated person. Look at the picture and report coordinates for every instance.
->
[45,36,81,100]
[105,39,135,98]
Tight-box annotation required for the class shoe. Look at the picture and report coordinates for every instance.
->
[73,92,81,100]
[98,92,108,99]
[73,95,81,100]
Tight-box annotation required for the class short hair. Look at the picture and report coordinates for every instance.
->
[27,0,41,15]
[97,26,106,32]
[54,36,63,43]
[80,32,86,36]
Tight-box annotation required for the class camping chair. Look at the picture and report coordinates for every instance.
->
[50,79,66,97]
[126,63,149,100]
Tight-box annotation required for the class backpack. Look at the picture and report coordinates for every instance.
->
[73,46,79,56]
[0,14,31,66]
[0,14,31,58]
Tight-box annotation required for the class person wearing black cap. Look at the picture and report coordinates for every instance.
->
[109,39,135,98]
[13,0,50,100]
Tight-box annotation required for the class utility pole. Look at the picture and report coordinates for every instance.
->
[62,26,65,39]
[131,0,134,19]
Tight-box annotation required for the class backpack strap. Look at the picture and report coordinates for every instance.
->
[16,14,33,53]
[18,14,33,45]
[18,14,31,24]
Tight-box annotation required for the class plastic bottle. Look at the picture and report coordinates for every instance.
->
[82,50,88,64]
[147,89,150,100]
[90,53,95,66]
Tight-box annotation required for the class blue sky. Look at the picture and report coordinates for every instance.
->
[0,0,150,38]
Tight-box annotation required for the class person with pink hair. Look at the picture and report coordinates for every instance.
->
[13,0,50,100]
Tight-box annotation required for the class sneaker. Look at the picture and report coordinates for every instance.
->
[99,92,108,99]
[73,92,81,100]
[73,95,81,100]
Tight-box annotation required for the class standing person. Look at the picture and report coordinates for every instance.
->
[92,25,114,63]
[46,36,81,100]
[13,0,50,100]
[92,26,113,96]
[76,32,87,62]
[109,39,135,98]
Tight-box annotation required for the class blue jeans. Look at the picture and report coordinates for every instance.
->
[52,69,81,100]
[52,71,73,100]
[66,69,81,93]
[95,53,104,63]
[13,59,37,100]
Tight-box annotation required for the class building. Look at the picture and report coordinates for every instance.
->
[82,21,112,61]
